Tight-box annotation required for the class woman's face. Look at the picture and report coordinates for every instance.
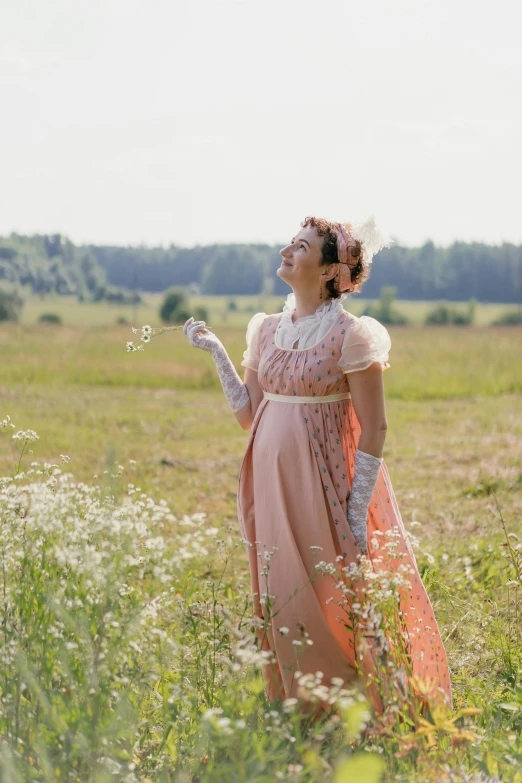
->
[277,226,338,291]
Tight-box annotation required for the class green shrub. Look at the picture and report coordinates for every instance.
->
[159,288,189,324]
[424,300,475,326]
[38,313,62,325]
[159,288,208,325]
[0,288,23,322]
[227,299,237,311]
[193,305,208,322]
[362,286,409,325]
[104,288,143,305]
[492,309,522,325]
[425,305,451,325]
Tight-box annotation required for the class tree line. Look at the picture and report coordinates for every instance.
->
[0,234,140,304]
[1,232,521,304]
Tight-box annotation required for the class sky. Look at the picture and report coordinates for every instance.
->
[0,0,521,249]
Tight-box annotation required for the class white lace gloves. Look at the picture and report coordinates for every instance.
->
[183,317,250,414]
[346,448,383,556]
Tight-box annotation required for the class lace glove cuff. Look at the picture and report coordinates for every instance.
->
[210,342,251,413]
[346,448,383,555]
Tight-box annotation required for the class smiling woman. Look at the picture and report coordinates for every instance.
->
[183,214,453,722]
[277,216,379,304]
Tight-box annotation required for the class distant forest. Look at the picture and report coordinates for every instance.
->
[1,232,521,303]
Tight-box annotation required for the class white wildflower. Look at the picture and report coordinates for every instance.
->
[12,430,39,442]
[1,415,16,431]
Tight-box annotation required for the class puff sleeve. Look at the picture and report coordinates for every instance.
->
[240,312,267,371]
[338,315,391,373]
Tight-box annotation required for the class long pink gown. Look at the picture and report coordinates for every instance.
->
[236,309,453,716]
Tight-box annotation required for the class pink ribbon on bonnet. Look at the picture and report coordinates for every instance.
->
[331,216,392,293]
[332,222,356,293]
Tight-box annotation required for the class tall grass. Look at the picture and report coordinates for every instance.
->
[1,417,522,782]
[1,304,521,781]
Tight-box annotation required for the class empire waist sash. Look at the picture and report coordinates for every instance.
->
[263,391,351,404]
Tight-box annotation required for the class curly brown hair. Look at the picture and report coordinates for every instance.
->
[300,216,370,300]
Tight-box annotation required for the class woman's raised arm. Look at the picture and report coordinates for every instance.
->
[182,317,262,432]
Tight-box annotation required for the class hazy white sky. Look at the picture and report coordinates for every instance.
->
[0,0,520,248]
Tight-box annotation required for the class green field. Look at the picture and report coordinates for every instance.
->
[1,296,522,781]
[18,292,520,328]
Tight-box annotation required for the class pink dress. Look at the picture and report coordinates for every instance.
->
[236,307,453,715]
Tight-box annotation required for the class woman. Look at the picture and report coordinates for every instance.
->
[183,216,453,719]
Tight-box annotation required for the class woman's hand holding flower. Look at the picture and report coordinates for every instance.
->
[183,317,223,355]
[182,317,250,414]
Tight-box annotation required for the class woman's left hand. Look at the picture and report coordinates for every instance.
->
[354,529,368,556]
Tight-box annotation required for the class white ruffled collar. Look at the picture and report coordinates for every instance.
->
[281,291,348,326]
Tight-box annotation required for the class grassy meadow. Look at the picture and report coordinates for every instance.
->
[1,293,522,782]
[18,292,520,328]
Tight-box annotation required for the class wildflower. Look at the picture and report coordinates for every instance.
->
[409,674,440,699]
[1,415,16,431]
[126,321,213,353]
[411,702,479,748]
[278,626,289,634]
[202,707,223,721]
[12,430,39,442]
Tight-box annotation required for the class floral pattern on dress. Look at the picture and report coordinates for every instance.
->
[236,309,453,712]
